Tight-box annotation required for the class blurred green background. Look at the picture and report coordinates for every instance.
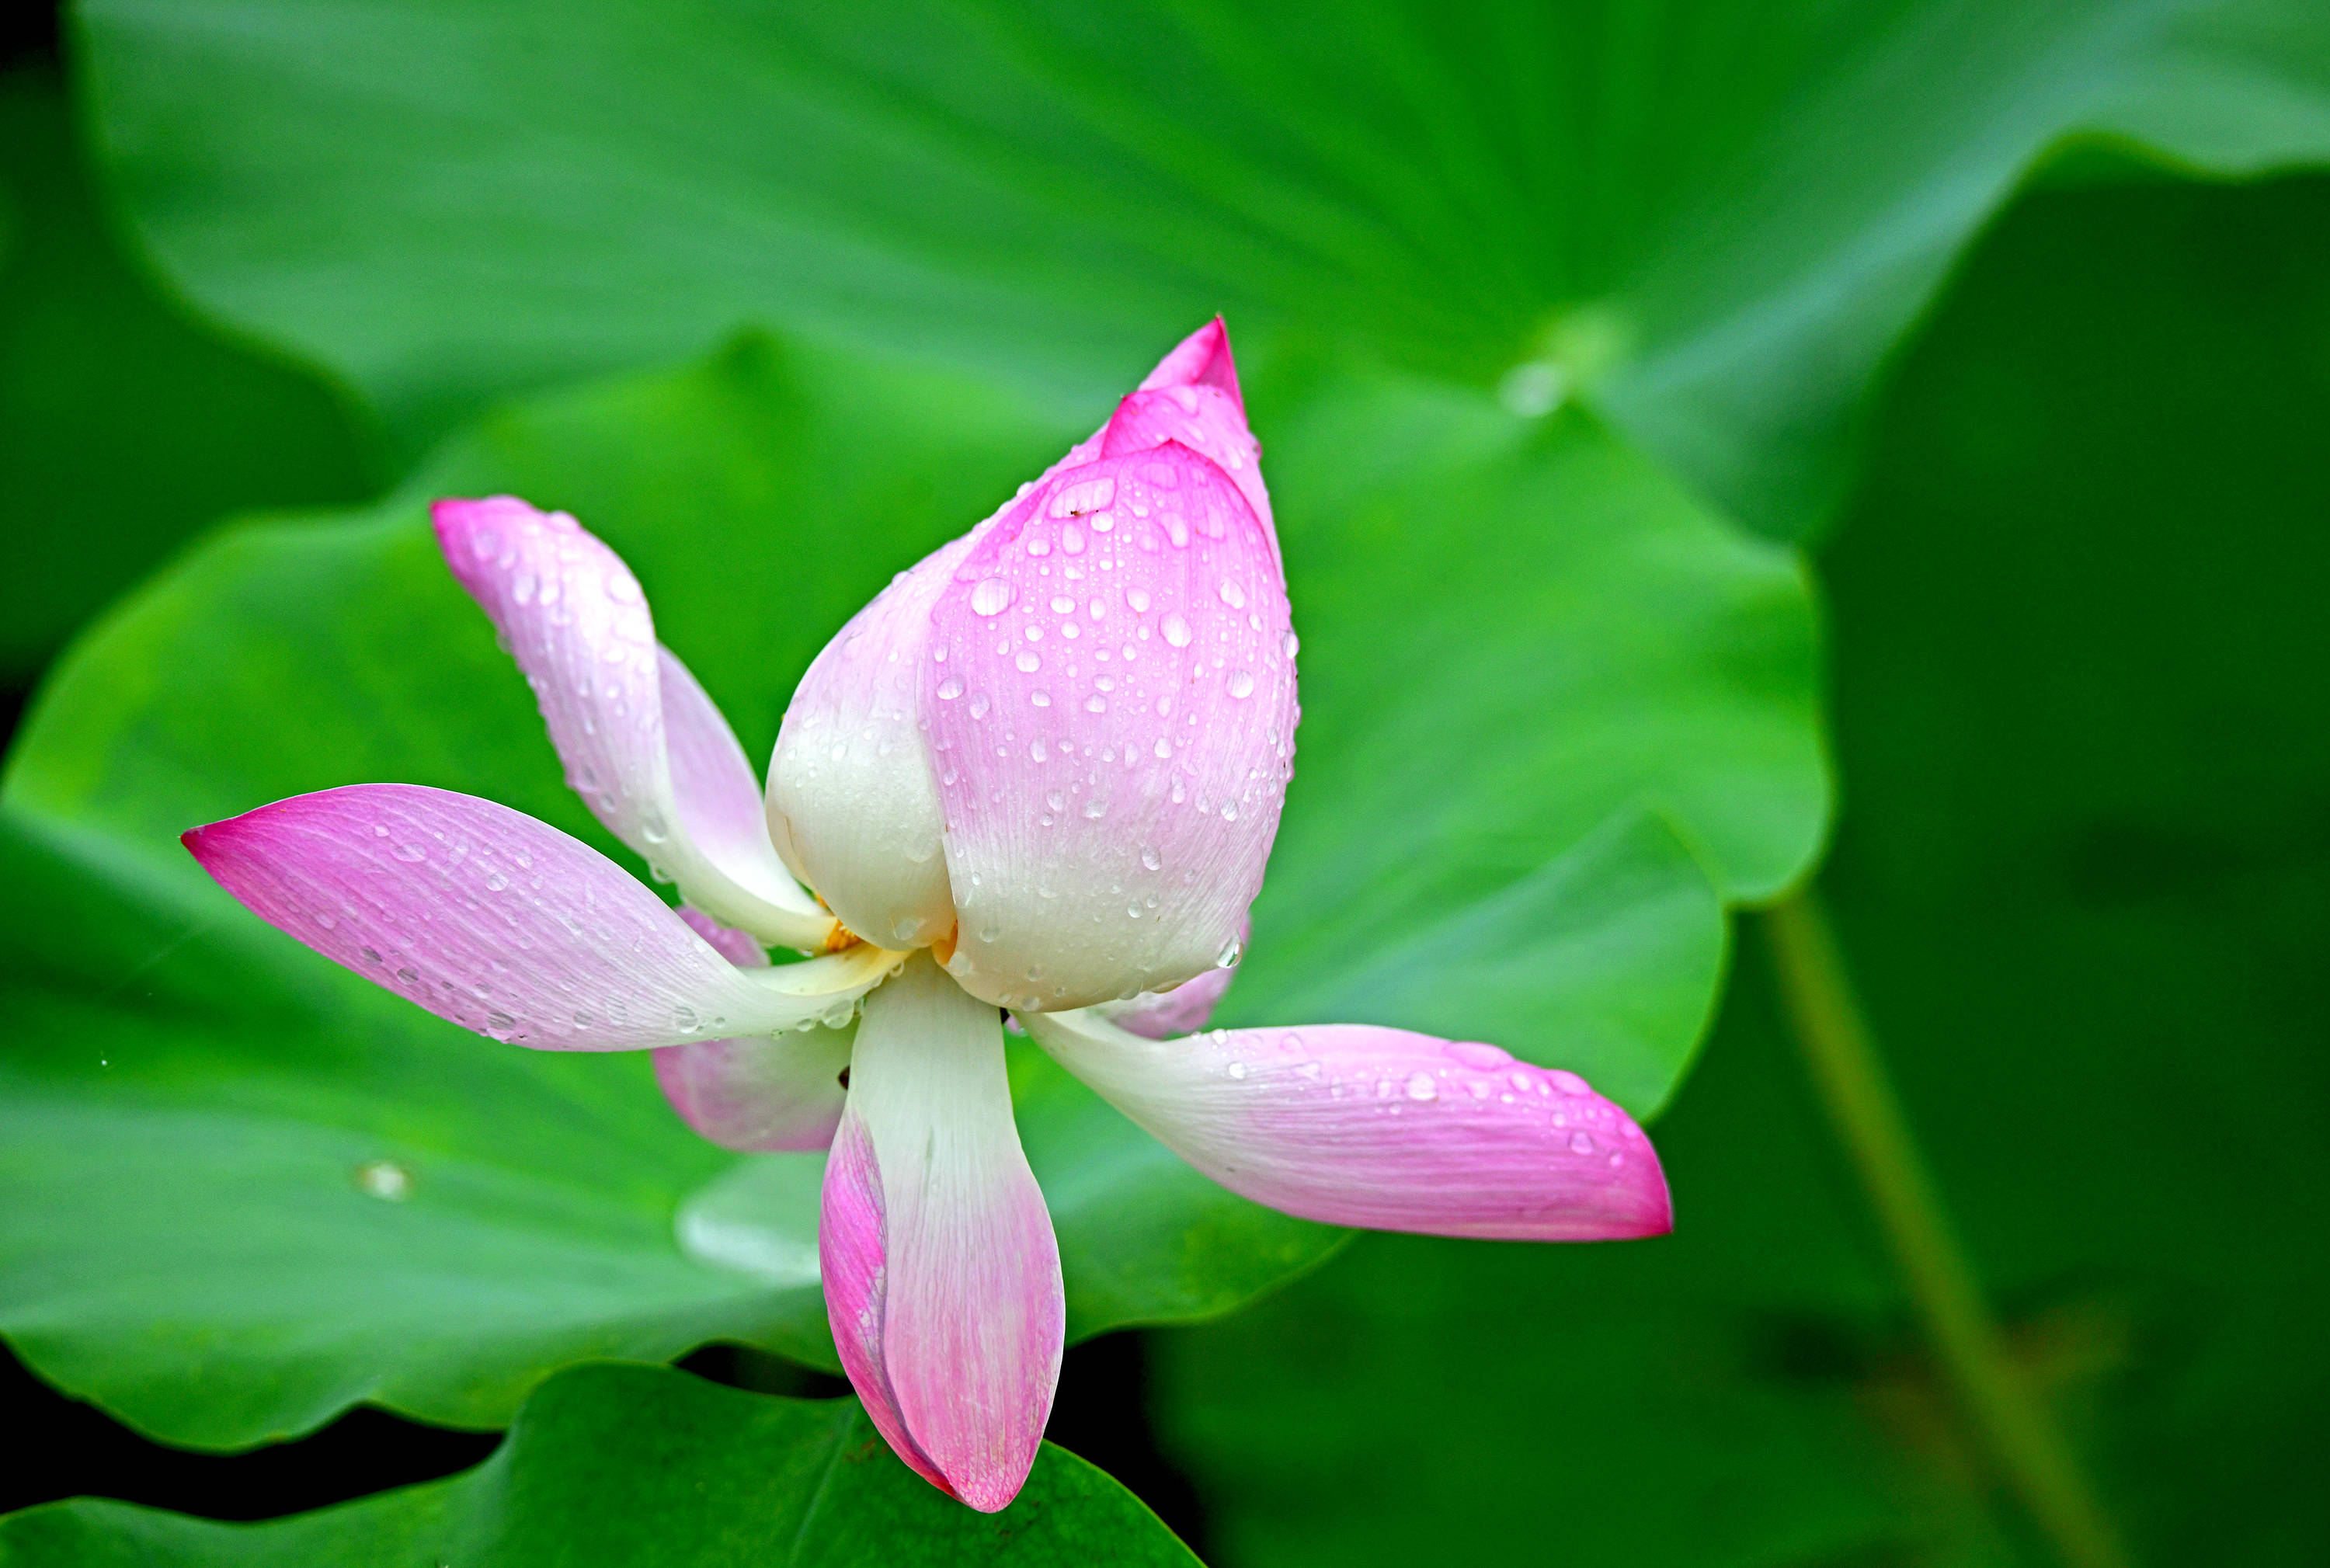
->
[3,2,2326,1564]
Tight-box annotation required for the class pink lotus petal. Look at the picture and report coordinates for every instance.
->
[819,954,1063,1512]
[1025,1010,1673,1241]
[1139,316,1246,410]
[926,439,1295,1012]
[183,784,892,1050]
[653,909,850,1151]
[1108,321,1271,548]
[433,496,830,950]
[767,535,975,949]
[1106,915,1250,1038]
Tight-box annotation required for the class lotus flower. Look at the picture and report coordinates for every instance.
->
[183,320,1671,1513]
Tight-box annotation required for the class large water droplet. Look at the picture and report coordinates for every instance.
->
[1406,1071,1438,1102]
[1015,650,1041,673]
[1218,579,1247,610]
[970,578,1014,616]
[391,843,427,864]
[1085,694,1108,714]
[1226,669,1256,699]
[1162,614,1192,648]
[1128,587,1151,613]
[1140,844,1163,871]
[1569,1131,1596,1155]
[937,676,965,701]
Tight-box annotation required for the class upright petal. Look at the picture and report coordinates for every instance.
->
[1024,1009,1671,1241]
[433,496,833,951]
[766,536,973,950]
[926,439,1296,1011]
[819,954,1063,1511]
[1108,318,1272,548]
[653,909,853,1151]
[184,784,894,1050]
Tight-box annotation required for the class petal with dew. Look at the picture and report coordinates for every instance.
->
[653,909,852,1151]
[1024,1008,1671,1241]
[1103,914,1249,1039]
[183,784,893,1050]
[1108,318,1272,547]
[819,953,1062,1511]
[433,495,831,950]
[926,438,1295,1012]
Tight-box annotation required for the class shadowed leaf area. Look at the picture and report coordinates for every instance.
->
[0,58,374,684]
[1150,172,2330,1568]
[0,1362,1201,1566]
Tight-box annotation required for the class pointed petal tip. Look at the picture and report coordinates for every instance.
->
[1141,316,1244,412]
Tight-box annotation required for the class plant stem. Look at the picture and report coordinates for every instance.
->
[1761,889,2130,1568]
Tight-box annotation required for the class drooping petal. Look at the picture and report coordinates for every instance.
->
[766,536,974,950]
[183,784,894,1050]
[653,909,852,1151]
[926,440,1296,1011]
[1024,1009,1672,1241]
[819,953,1063,1511]
[1104,914,1249,1038]
[433,496,833,951]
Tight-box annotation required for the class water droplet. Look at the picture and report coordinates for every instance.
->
[1548,1069,1591,1096]
[937,676,965,701]
[1025,534,1052,557]
[1128,587,1151,613]
[969,694,991,718]
[482,872,508,892]
[1227,1061,1249,1080]
[1031,690,1052,707]
[1448,1041,1514,1069]
[673,1005,701,1034]
[1085,694,1108,713]
[1215,935,1243,968]
[1162,614,1192,648]
[1569,1131,1596,1155]
[1218,579,1247,609]
[1227,669,1256,699]
[1163,513,1190,548]
[1406,1071,1438,1102]
[1015,650,1041,673]
[391,843,427,864]
[970,578,1014,616]
[1051,475,1117,516]
[1283,630,1302,659]
[1082,797,1108,819]
[1140,844,1163,871]
[354,1160,412,1201]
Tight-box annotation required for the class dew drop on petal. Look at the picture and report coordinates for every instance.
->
[1163,614,1192,648]
[1406,1071,1438,1102]
[970,578,1014,616]
[1226,669,1256,699]
[937,676,965,701]
[1218,579,1247,610]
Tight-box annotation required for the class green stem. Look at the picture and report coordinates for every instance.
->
[1761,890,2130,1568]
